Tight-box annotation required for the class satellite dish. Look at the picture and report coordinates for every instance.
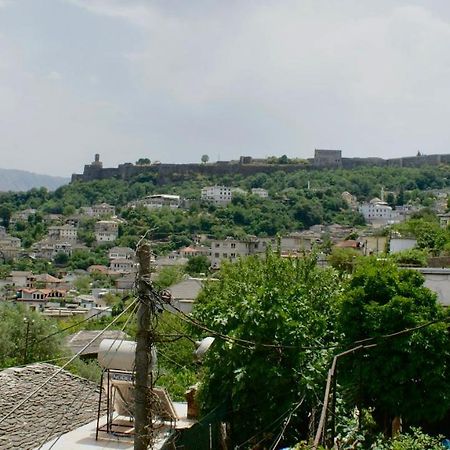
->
[194,337,215,362]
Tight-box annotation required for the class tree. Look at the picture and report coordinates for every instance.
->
[54,251,69,266]
[185,255,210,276]
[338,258,450,429]
[193,252,342,447]
[136,158,151,165]
[201,154,209,164]
[328,247,362,273]
[0,303,64,368]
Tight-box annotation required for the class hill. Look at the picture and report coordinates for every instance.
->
[0,168,69,192]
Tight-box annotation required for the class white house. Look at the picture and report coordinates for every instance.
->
[210,237,271,268]
[389,238,417,254]
[92,203,115,217]
[201,186,233,205]
[108,246,135,261]
[48,224,78,242]
[141,194,181,209]
[359,198,401,226]
[109,258,136,273]
[95,220,119,242]
[81,203,115,218]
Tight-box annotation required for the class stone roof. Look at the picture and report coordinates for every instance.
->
[0,363,100,450]
[34,273,62,283]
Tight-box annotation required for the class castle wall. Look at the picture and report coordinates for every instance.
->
[71,153,450,184]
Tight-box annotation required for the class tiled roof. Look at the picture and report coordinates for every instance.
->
[35,273,62,283]
[0,363,100,450]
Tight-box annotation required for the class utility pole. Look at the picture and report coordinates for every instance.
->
[135,241,153,450]
[23,317,34,365]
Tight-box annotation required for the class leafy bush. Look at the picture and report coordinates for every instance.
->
[371,428,444,450]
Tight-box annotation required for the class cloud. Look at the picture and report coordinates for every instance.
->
[5,0,450,174]
[65,0,158,28]
[47,70,62,81]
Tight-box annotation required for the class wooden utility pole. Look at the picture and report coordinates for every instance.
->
[135,241,153,450]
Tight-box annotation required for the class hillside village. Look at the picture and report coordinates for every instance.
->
[1,155,450,449]
[2,153,450,315]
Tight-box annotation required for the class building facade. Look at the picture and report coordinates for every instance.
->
[201,186,233,205]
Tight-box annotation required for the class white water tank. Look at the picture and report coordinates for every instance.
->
[98,339,157,372]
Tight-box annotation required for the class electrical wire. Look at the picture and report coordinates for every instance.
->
[35,299,139,449]
[235,402,303,449]
[32,293,133,346]
[269,398,305,450]
[166,302,339,351]
[0,298,137,428]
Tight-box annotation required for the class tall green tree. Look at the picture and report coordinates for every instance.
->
[193,252,342,447]
[0,304,63,368]
[338,258,450,428]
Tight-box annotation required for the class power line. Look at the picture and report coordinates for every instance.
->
[269,399,305,450]
[166,302,339,351]
[35,300,139,450]
[33,293,133,346]
[0,299,137,427]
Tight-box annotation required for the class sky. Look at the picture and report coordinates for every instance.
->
[2,1,450,175]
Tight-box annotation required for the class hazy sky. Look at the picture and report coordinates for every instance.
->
[2,0,450,175]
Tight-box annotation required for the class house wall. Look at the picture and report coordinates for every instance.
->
[390,238,417,253]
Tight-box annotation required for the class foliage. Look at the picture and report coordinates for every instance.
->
[67,358,102,383]
[185,255,210,276]
[155,312,198,400]
[328,247,363,273]
[390,248,428,267]
[54,251,69,266]
[193,252,343,447]
[338,258,450,427]
[1,165,450,252]
[68,248,109,270]
[154,266,184,289]
[74,275,92,294]
[0,303,63,368]
[136,158,151,165]
[371,427,444,450]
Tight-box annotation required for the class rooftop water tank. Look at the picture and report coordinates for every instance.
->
[98,339,157,372]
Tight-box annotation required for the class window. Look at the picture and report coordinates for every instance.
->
[223,253,228,258]
[231,243,236,248]
[215,253,220,258]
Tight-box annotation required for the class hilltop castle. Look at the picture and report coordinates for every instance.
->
[71,150,450,184]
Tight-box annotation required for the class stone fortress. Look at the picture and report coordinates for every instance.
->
[71,150,450,184]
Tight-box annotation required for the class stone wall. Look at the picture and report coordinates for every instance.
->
[71,152,450,183]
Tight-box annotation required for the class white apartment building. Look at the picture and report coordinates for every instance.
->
[359,198,401,226]
[81,203,115,218]
[109,258,136,273]
[35,241,73,260]
[92,203,115,217]
[210,237,272,268]
[108,246,135,260]
[251,188,269,199]
[95,220,119,242]
[201,186,233,205]
[48,224,78,242]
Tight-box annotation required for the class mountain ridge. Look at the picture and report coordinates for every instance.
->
[0,168,69,192]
